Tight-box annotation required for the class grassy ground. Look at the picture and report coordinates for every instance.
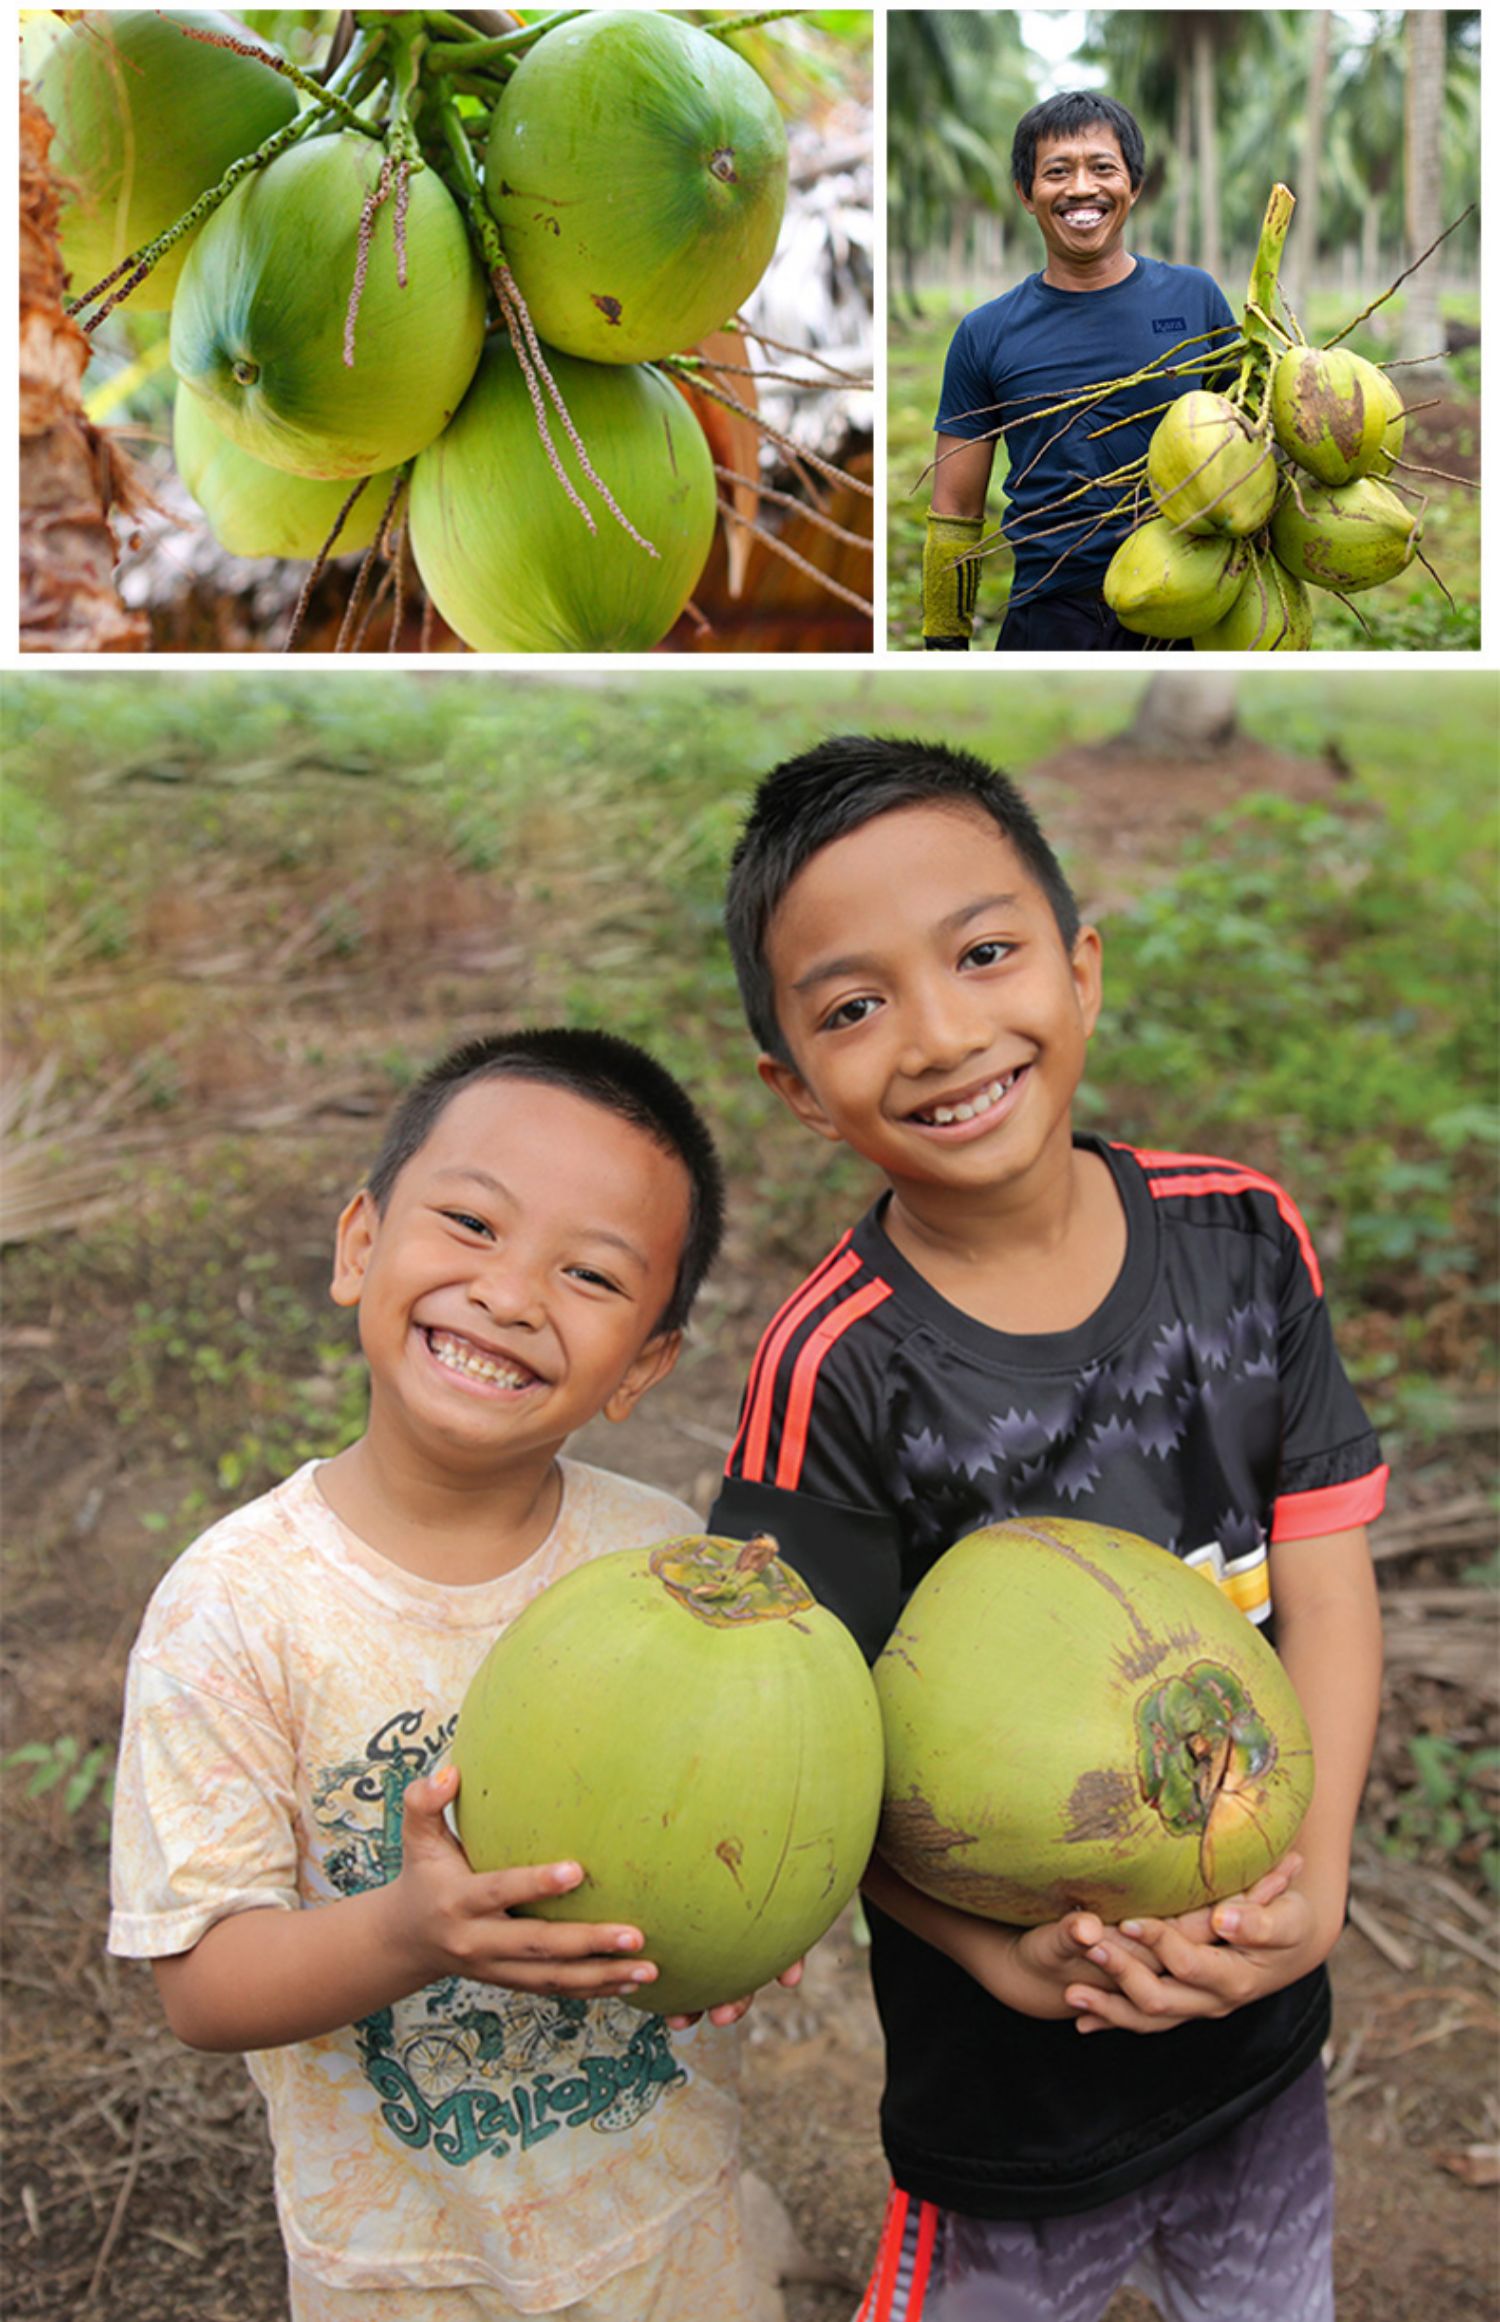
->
[886,286,1481,653]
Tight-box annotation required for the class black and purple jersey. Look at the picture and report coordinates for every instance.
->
[708,1136,1386,2218]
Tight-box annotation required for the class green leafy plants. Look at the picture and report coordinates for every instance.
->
[1378,1737,1500,1894]
[4,1736,116,1831]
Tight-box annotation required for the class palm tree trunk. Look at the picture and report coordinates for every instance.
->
[1285,13,1330,327]
[1118,674,1242,759]
[19,87,148,653]
[1192,21,1222,284]
[1401,8,1447,377]
[1172,73,1193,266]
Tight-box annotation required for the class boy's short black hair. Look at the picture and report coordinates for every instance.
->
[1011,91,1146,196]
[725,734,1080,1064]
[365,1027,724,1334]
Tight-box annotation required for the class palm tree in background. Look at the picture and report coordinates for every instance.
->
[887,10,1035,317]
[1402,8,1462,378]
[1082,10,1269,285]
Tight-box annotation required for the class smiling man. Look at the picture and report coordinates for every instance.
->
[922,92,1238,653]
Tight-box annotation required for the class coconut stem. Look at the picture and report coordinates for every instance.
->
[710,9,802,39]
[283,479,374,652]
[1322,203,1476,352]
[1243,183,1296,363]
[174,18,382,138]
[665,366,875,501]
[715,501,876,616]
[69,110,323,329]
[713,463,873,551]
[424,12,584,72]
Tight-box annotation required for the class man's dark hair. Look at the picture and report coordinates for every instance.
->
[1011,92,1146,197]
[724,735,1080,1063]
[365,1027,725,1334]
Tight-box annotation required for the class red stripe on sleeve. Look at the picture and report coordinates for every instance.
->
[774,1278,892,1491]
[1139,1164,1324,1297]
[732,1240,860,1484]
[1271,1465,1389,1542]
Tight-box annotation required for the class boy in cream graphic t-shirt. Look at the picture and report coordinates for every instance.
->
[110,1029,781,2321]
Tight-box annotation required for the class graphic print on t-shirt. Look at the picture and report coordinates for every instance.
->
[315,1708,685,2167]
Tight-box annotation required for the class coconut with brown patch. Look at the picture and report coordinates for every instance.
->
[873,1516,1314,1924]
[1270,345,1400,486]
[483,9,788,366]
[1269,474,1421,594]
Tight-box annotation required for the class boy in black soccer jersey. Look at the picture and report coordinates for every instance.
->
[709,737,1385,2322]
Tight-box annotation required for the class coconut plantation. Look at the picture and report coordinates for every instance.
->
[888,10,1480,652]
[20,8,875,653]
[2,667,1496,2318]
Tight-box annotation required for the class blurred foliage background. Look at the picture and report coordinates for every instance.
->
[4,666,1495,1494]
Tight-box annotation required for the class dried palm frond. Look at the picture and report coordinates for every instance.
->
[0,1058,139,1244]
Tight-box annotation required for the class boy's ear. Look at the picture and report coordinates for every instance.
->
[602,1329,682,1425]
[1072,924,1104,1038]
[756,1052,844,1145]
[331,1188,378,1308]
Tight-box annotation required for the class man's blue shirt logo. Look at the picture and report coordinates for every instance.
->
[1153,315,1189,335]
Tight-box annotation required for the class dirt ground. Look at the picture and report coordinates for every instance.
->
[3,734,1496,2319]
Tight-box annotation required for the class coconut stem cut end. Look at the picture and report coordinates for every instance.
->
[651,1533,814,1625]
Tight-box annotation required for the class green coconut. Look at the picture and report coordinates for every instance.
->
[1365,366,1407,480]
[1269,475,1421,594]
[171,132,486,480]
[173,389,399,560]
[36,10,298,312]
[408,339,717,653]
[453,1534,884,2017]
[874,1517,1315,1927]
[1103,519,1248,638]
[1147,391,1277,537]
[1270,345,1399,486]
[485,9,788,365]
[1193,548,1313,651]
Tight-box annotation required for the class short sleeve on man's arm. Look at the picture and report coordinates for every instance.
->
[934,312,1000,444]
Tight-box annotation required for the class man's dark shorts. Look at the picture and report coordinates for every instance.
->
[996,590,1194,653]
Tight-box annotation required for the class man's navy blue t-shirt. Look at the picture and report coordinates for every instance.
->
[935,256,1237,604]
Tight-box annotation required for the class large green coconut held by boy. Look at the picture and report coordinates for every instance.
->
[875,1516,1315,1926]
[454,1532,884,2017]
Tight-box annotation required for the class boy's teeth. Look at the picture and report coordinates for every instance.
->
[427,1330,531,1388]
[923,1070,1017,1126]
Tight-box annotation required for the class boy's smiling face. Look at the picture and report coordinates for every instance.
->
[331,1077,688,1477]
[758,802,1101,1209]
